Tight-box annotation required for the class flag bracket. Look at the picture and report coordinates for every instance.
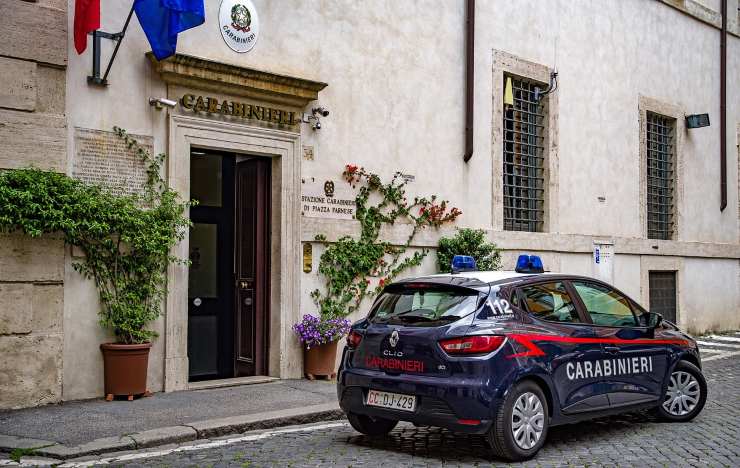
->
[87,6,135,86]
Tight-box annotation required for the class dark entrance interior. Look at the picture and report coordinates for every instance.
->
[188,149,271,381]
[649,271,677,323]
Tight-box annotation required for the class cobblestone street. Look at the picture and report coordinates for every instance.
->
[55,353,740,468]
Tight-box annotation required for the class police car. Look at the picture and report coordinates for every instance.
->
[337,255,707,461]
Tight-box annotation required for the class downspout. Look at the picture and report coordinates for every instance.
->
[720,0,727,211]
[463,0,475,163]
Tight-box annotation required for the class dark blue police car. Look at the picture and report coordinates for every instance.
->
[337,255,707,461]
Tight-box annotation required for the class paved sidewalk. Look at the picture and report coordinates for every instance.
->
[0,379,340,460]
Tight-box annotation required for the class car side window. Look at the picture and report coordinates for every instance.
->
[510,289,522,310]
[519,282,582,323]
[572,281,637,327]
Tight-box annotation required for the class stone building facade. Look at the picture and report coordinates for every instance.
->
[1,0,739,409]
[0,0,68,409]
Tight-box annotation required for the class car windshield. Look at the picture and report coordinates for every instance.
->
[369,285,482,326]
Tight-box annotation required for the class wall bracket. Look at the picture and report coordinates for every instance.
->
[87,6,135,86]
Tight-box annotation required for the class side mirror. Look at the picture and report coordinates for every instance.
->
[641,311,663,329]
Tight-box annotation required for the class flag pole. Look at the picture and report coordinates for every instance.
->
[102,5,135,84]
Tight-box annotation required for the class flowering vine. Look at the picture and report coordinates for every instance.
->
[310,164,462,319]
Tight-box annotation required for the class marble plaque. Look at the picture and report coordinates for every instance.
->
[73,128,152,197]
[301,178,356,220]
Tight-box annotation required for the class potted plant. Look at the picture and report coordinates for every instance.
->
[0,127,189,401]
[293,314,350,379]
[99,301,161,401]
[91,129,189,400]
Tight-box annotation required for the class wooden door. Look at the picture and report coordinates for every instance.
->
[234,158,271,376]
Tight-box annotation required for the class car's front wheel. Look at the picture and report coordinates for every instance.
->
[347,412,398,436]
[655,360,707,422]
[488,380,549,461]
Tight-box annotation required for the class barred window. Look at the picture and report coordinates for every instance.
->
[503,75,545,232]
[646,112,675,240]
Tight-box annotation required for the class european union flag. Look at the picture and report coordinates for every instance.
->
[134,0,205,60]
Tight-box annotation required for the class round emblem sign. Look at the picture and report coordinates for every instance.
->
[219,0,259,53]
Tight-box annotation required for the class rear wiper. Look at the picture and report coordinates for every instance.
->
[393,315,458,323]
[395,314,435,322]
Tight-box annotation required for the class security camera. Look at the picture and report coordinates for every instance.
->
[149,97,177,109]
[312,107,329,117]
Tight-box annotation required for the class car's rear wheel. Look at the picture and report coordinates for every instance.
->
[487,380,549,461]
[654,360,707,422]
[347,412,398,436]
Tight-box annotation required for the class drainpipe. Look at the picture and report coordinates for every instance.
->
[463,0,475,163]
[720,0,727,211]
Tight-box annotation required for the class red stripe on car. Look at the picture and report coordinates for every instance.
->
[506,333,689,359]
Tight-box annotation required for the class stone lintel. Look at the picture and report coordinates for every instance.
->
[147,53,328,108]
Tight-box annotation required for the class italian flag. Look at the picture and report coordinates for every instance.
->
[74,0,100,54]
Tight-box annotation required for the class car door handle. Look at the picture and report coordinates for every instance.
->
[604,346,620,354]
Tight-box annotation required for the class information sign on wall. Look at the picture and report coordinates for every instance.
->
[301,179,356,220]
[593,240,615,285]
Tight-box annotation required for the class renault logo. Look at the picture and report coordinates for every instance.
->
[389,330,400,348]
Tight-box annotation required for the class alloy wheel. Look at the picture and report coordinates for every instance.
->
[511,391,545,450]
[663,370,700,416]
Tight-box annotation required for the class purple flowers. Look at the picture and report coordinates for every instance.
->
[292,314,351,349]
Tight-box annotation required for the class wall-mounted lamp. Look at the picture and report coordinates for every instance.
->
[302,106,330,130]
[148,97,177,110]
[534,70,558,102]
[686,113,710,129]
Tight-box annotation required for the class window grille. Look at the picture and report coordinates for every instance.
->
[646,112,675,240]
[649,271,677,323]
[503,75,545,232]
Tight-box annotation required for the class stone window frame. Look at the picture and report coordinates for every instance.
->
[492,50,559,233]
[638,96,685,241]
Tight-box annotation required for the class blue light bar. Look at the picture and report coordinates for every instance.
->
[515,254,544,274]
[451,255,477,273]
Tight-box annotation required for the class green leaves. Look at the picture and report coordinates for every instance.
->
[312,165,462,319]
[436,228,501,273]
[0,129,189,344]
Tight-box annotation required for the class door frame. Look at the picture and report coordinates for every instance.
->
[166,114,303,391]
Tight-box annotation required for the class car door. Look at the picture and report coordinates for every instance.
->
[515,281,610,414]
[570,280,668,408]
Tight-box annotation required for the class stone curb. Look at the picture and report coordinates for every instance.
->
[1,402,344,461]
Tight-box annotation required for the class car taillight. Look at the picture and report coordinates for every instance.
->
[346,330,363,348]
[439,335,505,355]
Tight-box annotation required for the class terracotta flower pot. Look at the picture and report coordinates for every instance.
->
[100,342,151,400]
[304,340,339,380]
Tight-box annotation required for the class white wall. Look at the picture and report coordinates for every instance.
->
[682,258,740,333]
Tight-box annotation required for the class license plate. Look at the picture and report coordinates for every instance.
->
[366,390,416,412]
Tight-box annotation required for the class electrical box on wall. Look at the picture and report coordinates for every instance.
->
[593,240,614,285]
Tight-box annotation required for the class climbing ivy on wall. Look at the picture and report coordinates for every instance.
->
[311,165,462,318]
[0,127,191,344]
